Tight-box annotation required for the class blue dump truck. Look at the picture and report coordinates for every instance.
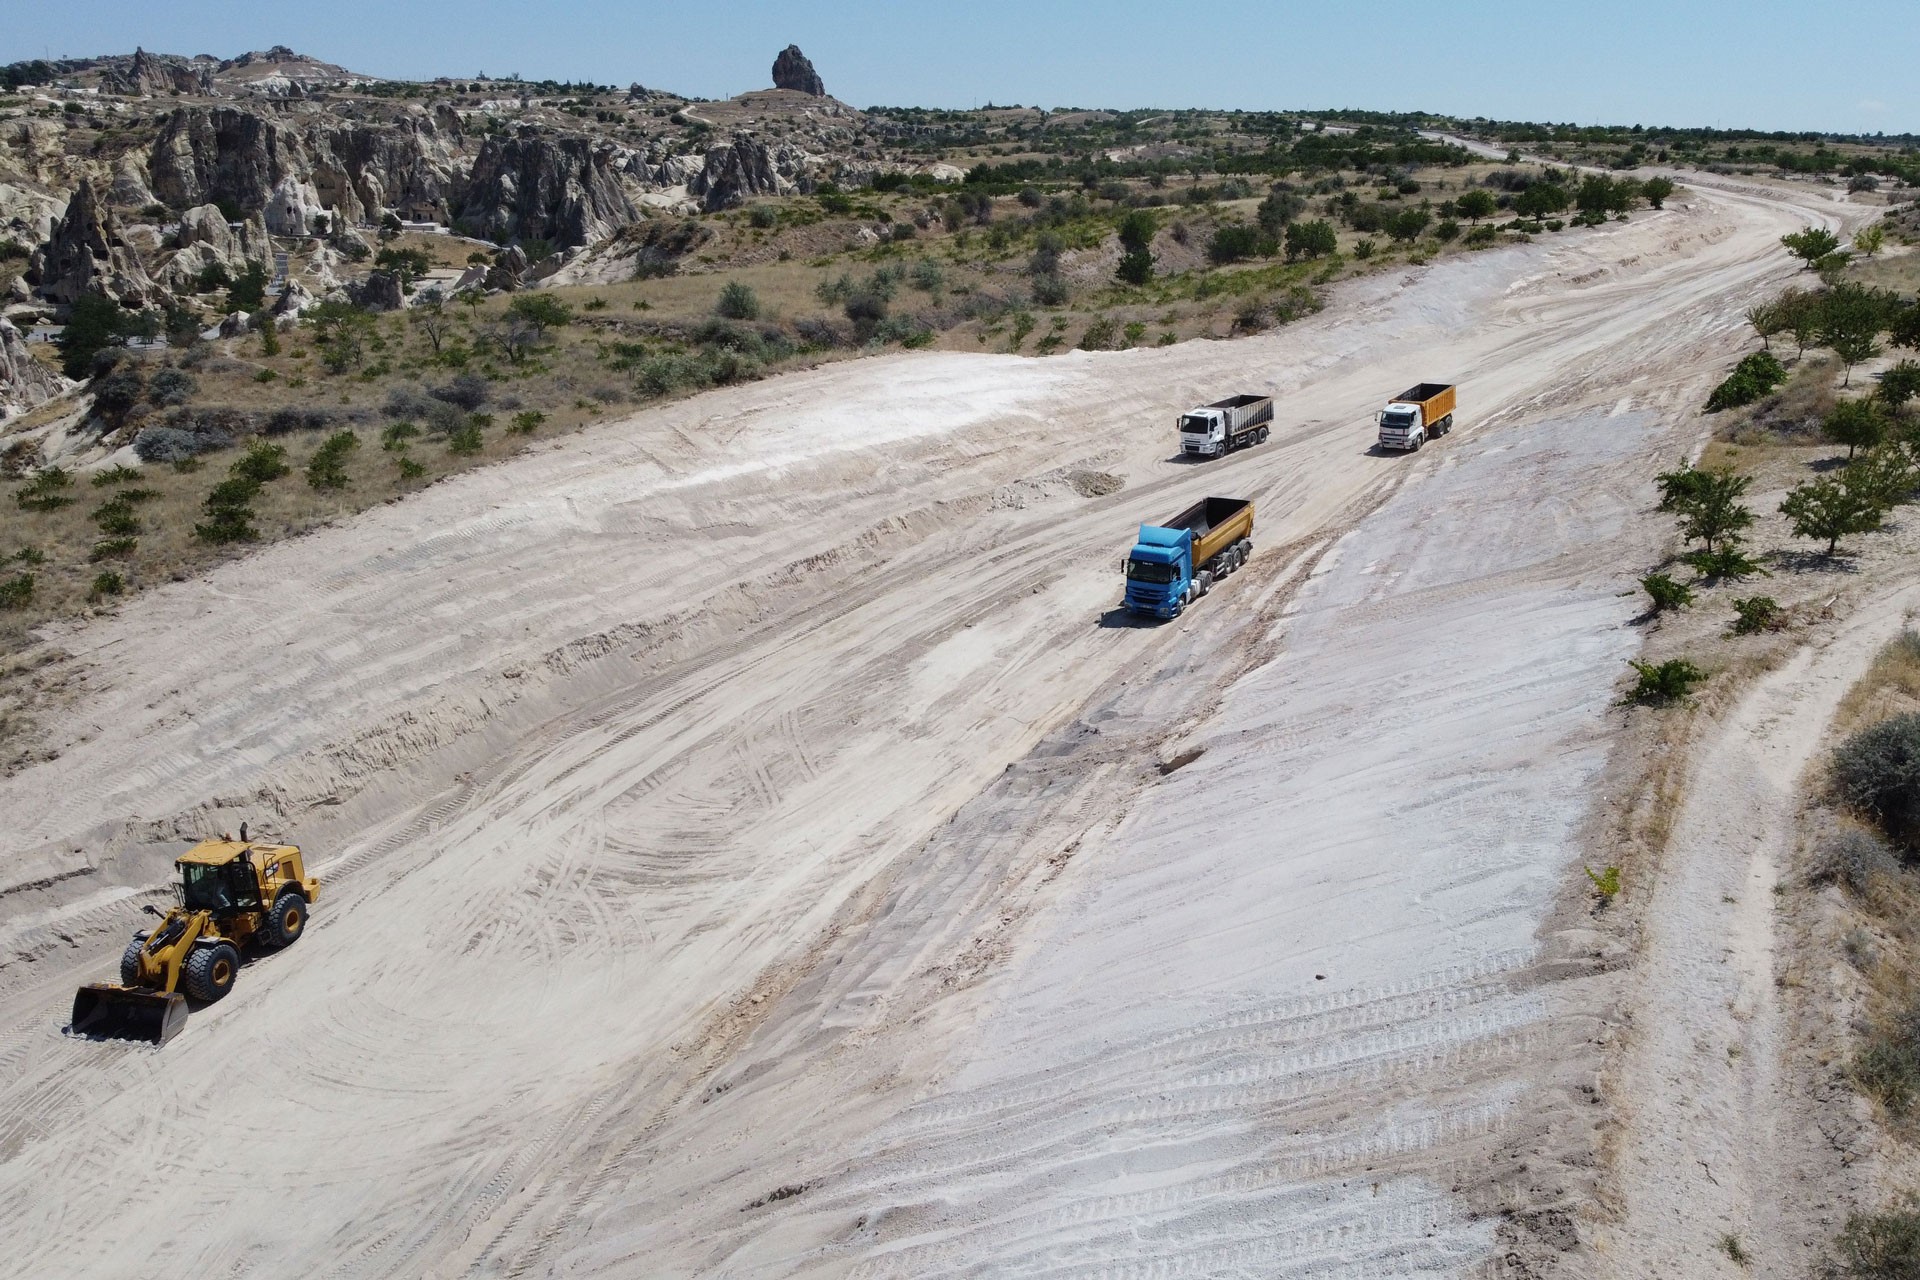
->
[1122,496,1255,619]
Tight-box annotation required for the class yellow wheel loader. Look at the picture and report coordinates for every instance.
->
[71,827,319,1045]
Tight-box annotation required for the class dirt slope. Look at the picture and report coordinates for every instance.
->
[0,179,1847,1277]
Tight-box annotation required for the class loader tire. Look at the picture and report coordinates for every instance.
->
[184,942,239,1003]
[265,892,307,949]
[119,932,149,986]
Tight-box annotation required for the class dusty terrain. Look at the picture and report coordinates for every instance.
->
[0,176,1851,1276]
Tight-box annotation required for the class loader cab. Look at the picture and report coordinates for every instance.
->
[176,843,263,913]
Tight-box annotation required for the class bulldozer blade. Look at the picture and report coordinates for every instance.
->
[70,985,188,1045]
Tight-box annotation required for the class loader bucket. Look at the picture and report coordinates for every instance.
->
[70,985,188,1045]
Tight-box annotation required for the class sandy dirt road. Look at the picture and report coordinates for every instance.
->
[0,179,1846,1277]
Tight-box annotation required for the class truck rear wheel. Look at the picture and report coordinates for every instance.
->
[184,942,240,1003]
[1256,426,1269,444]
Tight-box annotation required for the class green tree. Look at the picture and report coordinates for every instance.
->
[1879,360,1920,415]
[373,246,432,291]
[1115,210,1156,285]
[1255,189,1306,236]
[1675,468,1755,553]
[227,261,269,310]
[55,294,130,380]
[1640,176,1676,209]
[1455,189,1496,223]
[1207,224,1273,264]
[507,293,574,336]
[1854,224,1886,259]
[1780,466,1887,554]
[1512,184,1569,219]
[1283,219,1337,261]
[1821,296,1884,386]
[1826,398,1889,458]
[1744,299,1785,351]
[1386,208,1431,243]
[1782,225,1842,269]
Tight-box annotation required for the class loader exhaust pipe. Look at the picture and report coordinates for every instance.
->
[70,986,188,1045]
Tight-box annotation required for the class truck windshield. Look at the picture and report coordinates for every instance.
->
[180,864,236,910]
[1381,409,1414,429]
[1125,560,1177,583]
[1179,415,1214,435]
[180,860,259,912]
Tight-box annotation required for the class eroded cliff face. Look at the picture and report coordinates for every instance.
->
[0,318,67,420]
[456,132,647,248]
[26,181,161,307]
[688,133,819,212]
[147,106,463,232]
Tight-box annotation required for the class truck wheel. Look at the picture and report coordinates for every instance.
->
[119,932,149,986]
[1257,426,1269,444]
[1440,414,1454,434]
[264,892,307,949]
[1411,433,1424,452]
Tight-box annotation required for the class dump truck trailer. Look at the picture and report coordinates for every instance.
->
[1376,382,1457,452]
[1122,496,1254,618]
[1179,395,1273,458]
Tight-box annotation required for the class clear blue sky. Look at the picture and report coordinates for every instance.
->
[7,0,1915,135]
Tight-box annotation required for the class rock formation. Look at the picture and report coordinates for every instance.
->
[457,133,643,248]
[689,134,817,212]
[148,105,461,234]
[0,318,68,419]
[772,45,826,97]
[27,181,162,306]
[156,204,269,291]
[100,48,213,97]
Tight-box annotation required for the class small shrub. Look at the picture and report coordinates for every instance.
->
[1464,225,1497,247]
[1682,546,1768,581]
[91,499,140,537]
[1834,1199,1920,1278]
[447,422,484,455]
[15,467,75,511]
[231,440,290,484]
[147,367,197,406]
[306,431,360,490]
[1717,1234,1748,1266]
[382,422,420,450]
[1857,997,1920,1115]
[1626,657,1706,705]
[1123,321,1147,347]
[0,573,33,608]
[89,537,136,561]
[715,281,760,320]
[1078,315,1118,351]
[90,465,140,488]
[510,410,546,434]
[1641,572,1693,613]
[396,455,426,480]
[1808,821,1898,894]
[430,373,492,412]
[1585,865,1621,899]
[1730,595,1783,634]
[1706,350,1788,412]
[1833,713,1920,845]
[88,571,124,601]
